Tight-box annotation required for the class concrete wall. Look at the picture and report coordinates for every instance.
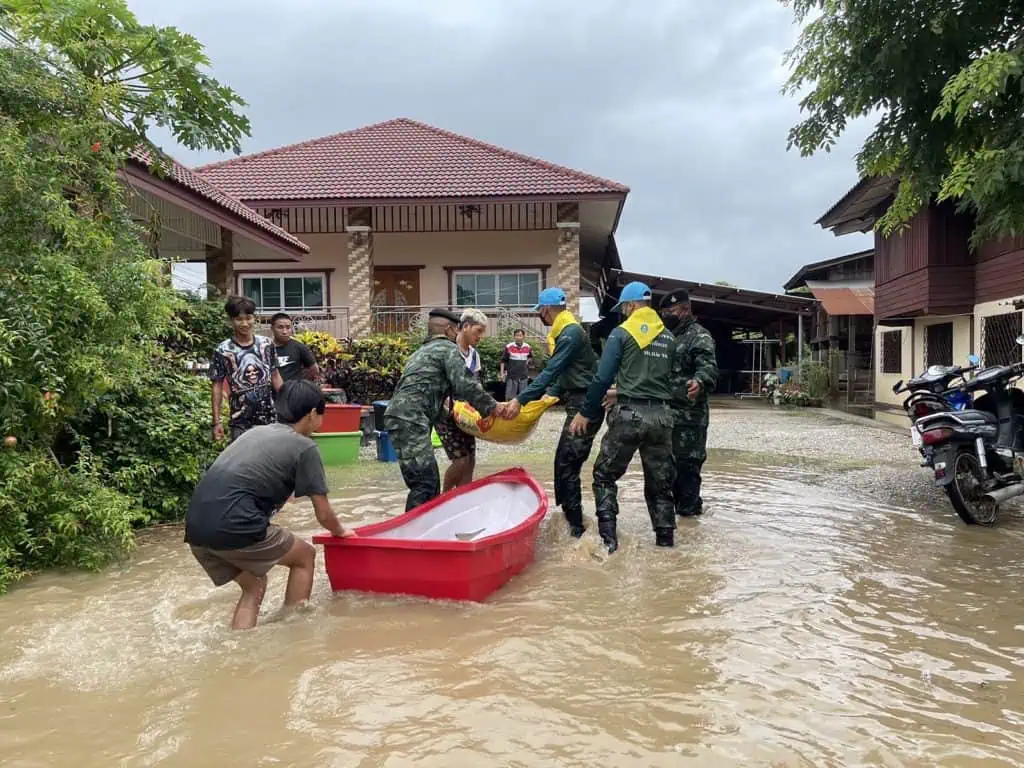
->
[232,229,560,309]
[874,323,914,411]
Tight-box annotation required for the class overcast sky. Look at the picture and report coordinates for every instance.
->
[131,0,874,293]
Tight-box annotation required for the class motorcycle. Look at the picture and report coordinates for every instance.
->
[915,335,1024,525]
[893,356,979,467]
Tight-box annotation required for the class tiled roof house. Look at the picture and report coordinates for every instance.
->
[191,118,630,337]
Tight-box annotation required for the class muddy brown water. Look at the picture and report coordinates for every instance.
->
[4,422,1024,766]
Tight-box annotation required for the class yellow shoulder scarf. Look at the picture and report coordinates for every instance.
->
[619,306,665,350]
[547,309,581,354]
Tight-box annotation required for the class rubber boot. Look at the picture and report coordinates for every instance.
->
[655,527,674,547]
[598,519,618,554]
[563,507,586,539]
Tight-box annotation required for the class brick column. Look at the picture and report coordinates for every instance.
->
[555,223,581,316]
[346,226,374,339]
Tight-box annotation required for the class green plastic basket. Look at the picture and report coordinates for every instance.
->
[311,431,362,466]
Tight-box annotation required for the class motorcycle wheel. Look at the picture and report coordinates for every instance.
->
[945,448,998,525]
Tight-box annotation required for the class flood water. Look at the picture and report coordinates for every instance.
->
[4,416,1024,766]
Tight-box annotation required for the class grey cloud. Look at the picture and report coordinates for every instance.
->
[132,0,874,292]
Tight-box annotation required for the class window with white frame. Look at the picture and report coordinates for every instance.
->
[239,273,326,312]
[452,270,541,308]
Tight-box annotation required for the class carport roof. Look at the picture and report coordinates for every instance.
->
[603,269,817,331]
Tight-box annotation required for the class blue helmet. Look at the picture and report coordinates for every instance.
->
[610,281,652,311]
[532,287,567,312]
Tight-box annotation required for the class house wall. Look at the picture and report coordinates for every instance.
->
[912,315,973,370]
[874,203,974,320]
[976,236,1024,304]
[233,228,560,309]
[974,294,1024,371]
[874,323,914,415]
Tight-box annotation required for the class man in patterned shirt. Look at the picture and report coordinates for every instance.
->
[210,296,284,442]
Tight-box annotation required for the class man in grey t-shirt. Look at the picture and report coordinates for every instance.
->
[186,381,355,630]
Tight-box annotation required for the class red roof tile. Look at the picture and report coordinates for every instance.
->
[194,118,630,202]
[127,148,309,253]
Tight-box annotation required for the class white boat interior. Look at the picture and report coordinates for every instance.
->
[377,481,541,542]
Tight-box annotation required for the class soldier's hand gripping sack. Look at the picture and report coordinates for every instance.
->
[452,395,560,444]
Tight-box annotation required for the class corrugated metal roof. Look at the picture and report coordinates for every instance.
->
[804,280,875,315]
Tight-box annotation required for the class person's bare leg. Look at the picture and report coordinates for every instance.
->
[443,456,474,491]
[442,459,461,492]
[276,537,316,608]
[231,571,267,630]
[460,454,476,487]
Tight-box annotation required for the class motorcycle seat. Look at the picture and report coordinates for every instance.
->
[947,409,998,425]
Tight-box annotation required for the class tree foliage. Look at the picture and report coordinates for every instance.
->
[0,0,250,157]
[0,0,250,591]
[782,0,1024,246]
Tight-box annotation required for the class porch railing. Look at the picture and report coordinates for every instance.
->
[371,305,547,341]
[254,306,351,340]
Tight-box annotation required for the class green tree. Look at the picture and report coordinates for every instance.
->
[782,0,1024,246]
[0,0,251,591]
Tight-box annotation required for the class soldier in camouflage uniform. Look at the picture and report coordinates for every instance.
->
[504,287,601,538]
[383,309,508,511]
[569,281,677,552]
[659,289,718,517]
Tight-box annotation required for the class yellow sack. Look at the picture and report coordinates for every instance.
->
[452,395,560,444]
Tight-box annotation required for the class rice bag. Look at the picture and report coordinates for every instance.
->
[452,394,560,444]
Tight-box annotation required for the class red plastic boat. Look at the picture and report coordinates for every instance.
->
[313,468,548,602]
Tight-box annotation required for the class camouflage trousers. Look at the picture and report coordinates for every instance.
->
[553,392,604,526]
[383,418,440,512]
[592,402,676,531]
[669,413,709,517]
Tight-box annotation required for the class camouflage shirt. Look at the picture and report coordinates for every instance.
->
[384,335,498,428]
[670,316,718,421]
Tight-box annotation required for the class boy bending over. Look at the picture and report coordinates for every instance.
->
[185,380,355,629]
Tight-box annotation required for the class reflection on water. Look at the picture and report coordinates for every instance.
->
[3,443,1024,766]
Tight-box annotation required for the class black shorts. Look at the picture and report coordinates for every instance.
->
[434,405,476,461]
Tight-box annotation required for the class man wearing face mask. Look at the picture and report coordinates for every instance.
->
[502,287,601,538]
[659,289,718,518]
[383,308,514,511]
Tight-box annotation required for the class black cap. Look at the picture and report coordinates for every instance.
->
[428,308,462,324]
[660,289,690,309]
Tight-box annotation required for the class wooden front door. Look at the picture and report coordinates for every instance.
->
[372,268,421,333]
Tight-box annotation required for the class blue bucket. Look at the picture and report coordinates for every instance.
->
[375,429,398,462]
[778,368,793,384]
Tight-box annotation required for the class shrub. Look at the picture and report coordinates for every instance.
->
[64,350,220,523]
[0,0,254,592]
[160,294,229,361]
[294,329,346,360]
[799,359,832,400]
[319,335,412,403]
[0,448,141,593]
[777,383,823,408]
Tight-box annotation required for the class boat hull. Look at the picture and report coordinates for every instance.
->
[313,468,548,602]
